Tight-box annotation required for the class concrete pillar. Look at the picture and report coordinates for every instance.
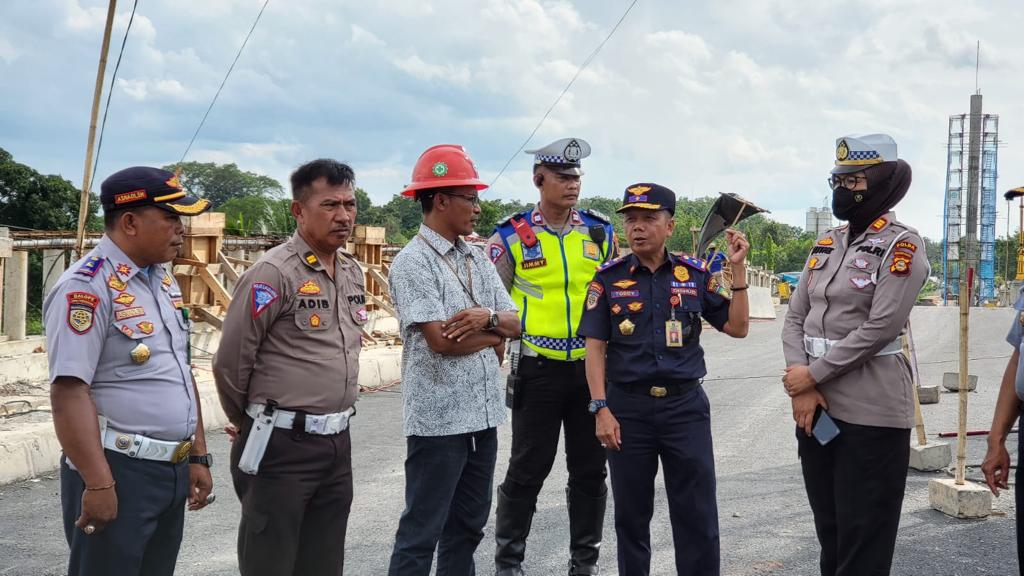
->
[0,227,10,336]
[3,250,29,340]
[42,249,67,301]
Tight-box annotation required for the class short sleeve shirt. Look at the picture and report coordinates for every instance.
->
[388,224,517,437]
[212,232,365,425]
[577,251,730,384]
[43,236,196,441]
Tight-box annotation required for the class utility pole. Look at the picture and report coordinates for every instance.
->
[74,0,118,259]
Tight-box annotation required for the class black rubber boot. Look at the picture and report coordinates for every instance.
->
[495,486,536,576]
[566,486,607,575]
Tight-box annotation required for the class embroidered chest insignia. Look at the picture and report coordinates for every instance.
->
[113,292,136,307]
[107,274,127,292]
[852,258,870,270]
[850,277,873,289]
[298,280,321,295]
[116,263,132,277]
[136,321,155,335]
[612,279,637,289]
[673,266,690,282]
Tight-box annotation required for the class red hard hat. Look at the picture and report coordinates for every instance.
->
[401,144,489,197]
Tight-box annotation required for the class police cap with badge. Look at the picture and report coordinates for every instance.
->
[525,137,592,176]
[616,183,676,215]
[831,134,897,174]
[101,166,212,216]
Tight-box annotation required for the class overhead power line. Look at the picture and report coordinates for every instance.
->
[89,0,140,192]
[177,0,272,166]
[489,0,640,187]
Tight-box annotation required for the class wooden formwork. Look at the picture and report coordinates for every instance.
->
[351,225,386,311]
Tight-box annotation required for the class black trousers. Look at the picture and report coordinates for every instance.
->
[607,383,719,576]
[1016,410,1024,576]
[230,418,353,576]
[500,355,607,500]
[797,418,910,576]
[61,451,189,576]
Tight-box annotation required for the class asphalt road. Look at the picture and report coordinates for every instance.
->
[1,306,1020,575]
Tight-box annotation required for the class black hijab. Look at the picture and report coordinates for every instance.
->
[832,159,912,237]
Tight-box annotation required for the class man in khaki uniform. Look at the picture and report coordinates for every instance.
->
[214,159,365,576]
[781,134,928,576]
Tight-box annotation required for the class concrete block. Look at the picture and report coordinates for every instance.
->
[929,478,992,519]
[909,441,951,471]
[747,286,776,320]
[942,372,977,392]
[918,385,941,404]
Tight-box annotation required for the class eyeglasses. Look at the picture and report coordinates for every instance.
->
[828,175,867,189]
[441,192,481,207]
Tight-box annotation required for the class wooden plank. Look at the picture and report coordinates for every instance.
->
[189,306,223,330]
[224,255,254,268]
[367,293,396,318]
[174,257,208,268]
[218,251,240,283]
[197,265,232,308]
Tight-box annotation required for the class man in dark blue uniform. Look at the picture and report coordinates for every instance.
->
[577,183,750,575]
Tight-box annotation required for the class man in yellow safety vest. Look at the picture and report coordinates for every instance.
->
[487,137,616,576]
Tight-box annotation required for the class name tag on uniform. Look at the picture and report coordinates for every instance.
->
[666,320,683,347]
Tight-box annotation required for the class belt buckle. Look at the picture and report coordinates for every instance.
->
[171,440,193,464]
[306,416,326,435]
[649,386,668,398]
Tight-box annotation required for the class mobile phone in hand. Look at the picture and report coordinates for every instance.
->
[812,406,840,446]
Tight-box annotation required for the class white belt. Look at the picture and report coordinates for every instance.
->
[102,428,194,464]
[803,336,903,359]
[245,403,355,435]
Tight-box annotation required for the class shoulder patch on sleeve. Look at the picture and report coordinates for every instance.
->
[488,243,506,263]
[75,256,105,277]
[66,291,100,334]
[597,255,628,272]
[707,275,731,299]
[251,282,280,318]
[580,208,610,224]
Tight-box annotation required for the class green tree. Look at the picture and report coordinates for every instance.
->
[0,147,101,231]
[220,196,294,236]
[162,161,284,208]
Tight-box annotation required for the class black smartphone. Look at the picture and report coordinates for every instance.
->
[506,374,523,409]
[812,406,840,446]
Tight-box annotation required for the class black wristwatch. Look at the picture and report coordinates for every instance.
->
[588,399,608,415]
[188,454,213,467]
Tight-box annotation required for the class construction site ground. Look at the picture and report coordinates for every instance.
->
[0,306,1019,575]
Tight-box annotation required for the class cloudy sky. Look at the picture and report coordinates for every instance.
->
[2,0,1022,239]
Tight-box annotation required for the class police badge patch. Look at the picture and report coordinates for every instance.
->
[585,281,603,311]
[489,243,505,264]
[66,292,99,334]
[251,282,280,318]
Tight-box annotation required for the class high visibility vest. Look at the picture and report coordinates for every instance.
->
[491,207,615,360]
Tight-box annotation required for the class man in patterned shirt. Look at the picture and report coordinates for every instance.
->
[387,144,520,575]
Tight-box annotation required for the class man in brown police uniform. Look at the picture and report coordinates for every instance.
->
[213,159,366,576]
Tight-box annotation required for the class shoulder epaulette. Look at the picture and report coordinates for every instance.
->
[494,212,523,229]
[580,208,610,224]
[675,253,708,272]
[597,255,628,272]
[75,256,105,277]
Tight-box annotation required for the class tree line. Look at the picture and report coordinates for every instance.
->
[1,149,1017,285]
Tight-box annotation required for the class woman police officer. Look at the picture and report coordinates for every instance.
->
[781,134,928,575]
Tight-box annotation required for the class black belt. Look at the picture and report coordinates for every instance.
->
[616,379,701,398]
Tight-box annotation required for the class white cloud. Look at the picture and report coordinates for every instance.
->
[0,37,19,63]
[117,78,148,100]
[392,53,472,86]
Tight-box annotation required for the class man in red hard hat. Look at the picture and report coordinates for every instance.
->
[387,145,521,575]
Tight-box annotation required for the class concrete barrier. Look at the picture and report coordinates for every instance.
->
[748,286,777,320]
[0,346,404,485]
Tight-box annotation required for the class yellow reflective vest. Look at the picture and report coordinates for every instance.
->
[487,206,616,360]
